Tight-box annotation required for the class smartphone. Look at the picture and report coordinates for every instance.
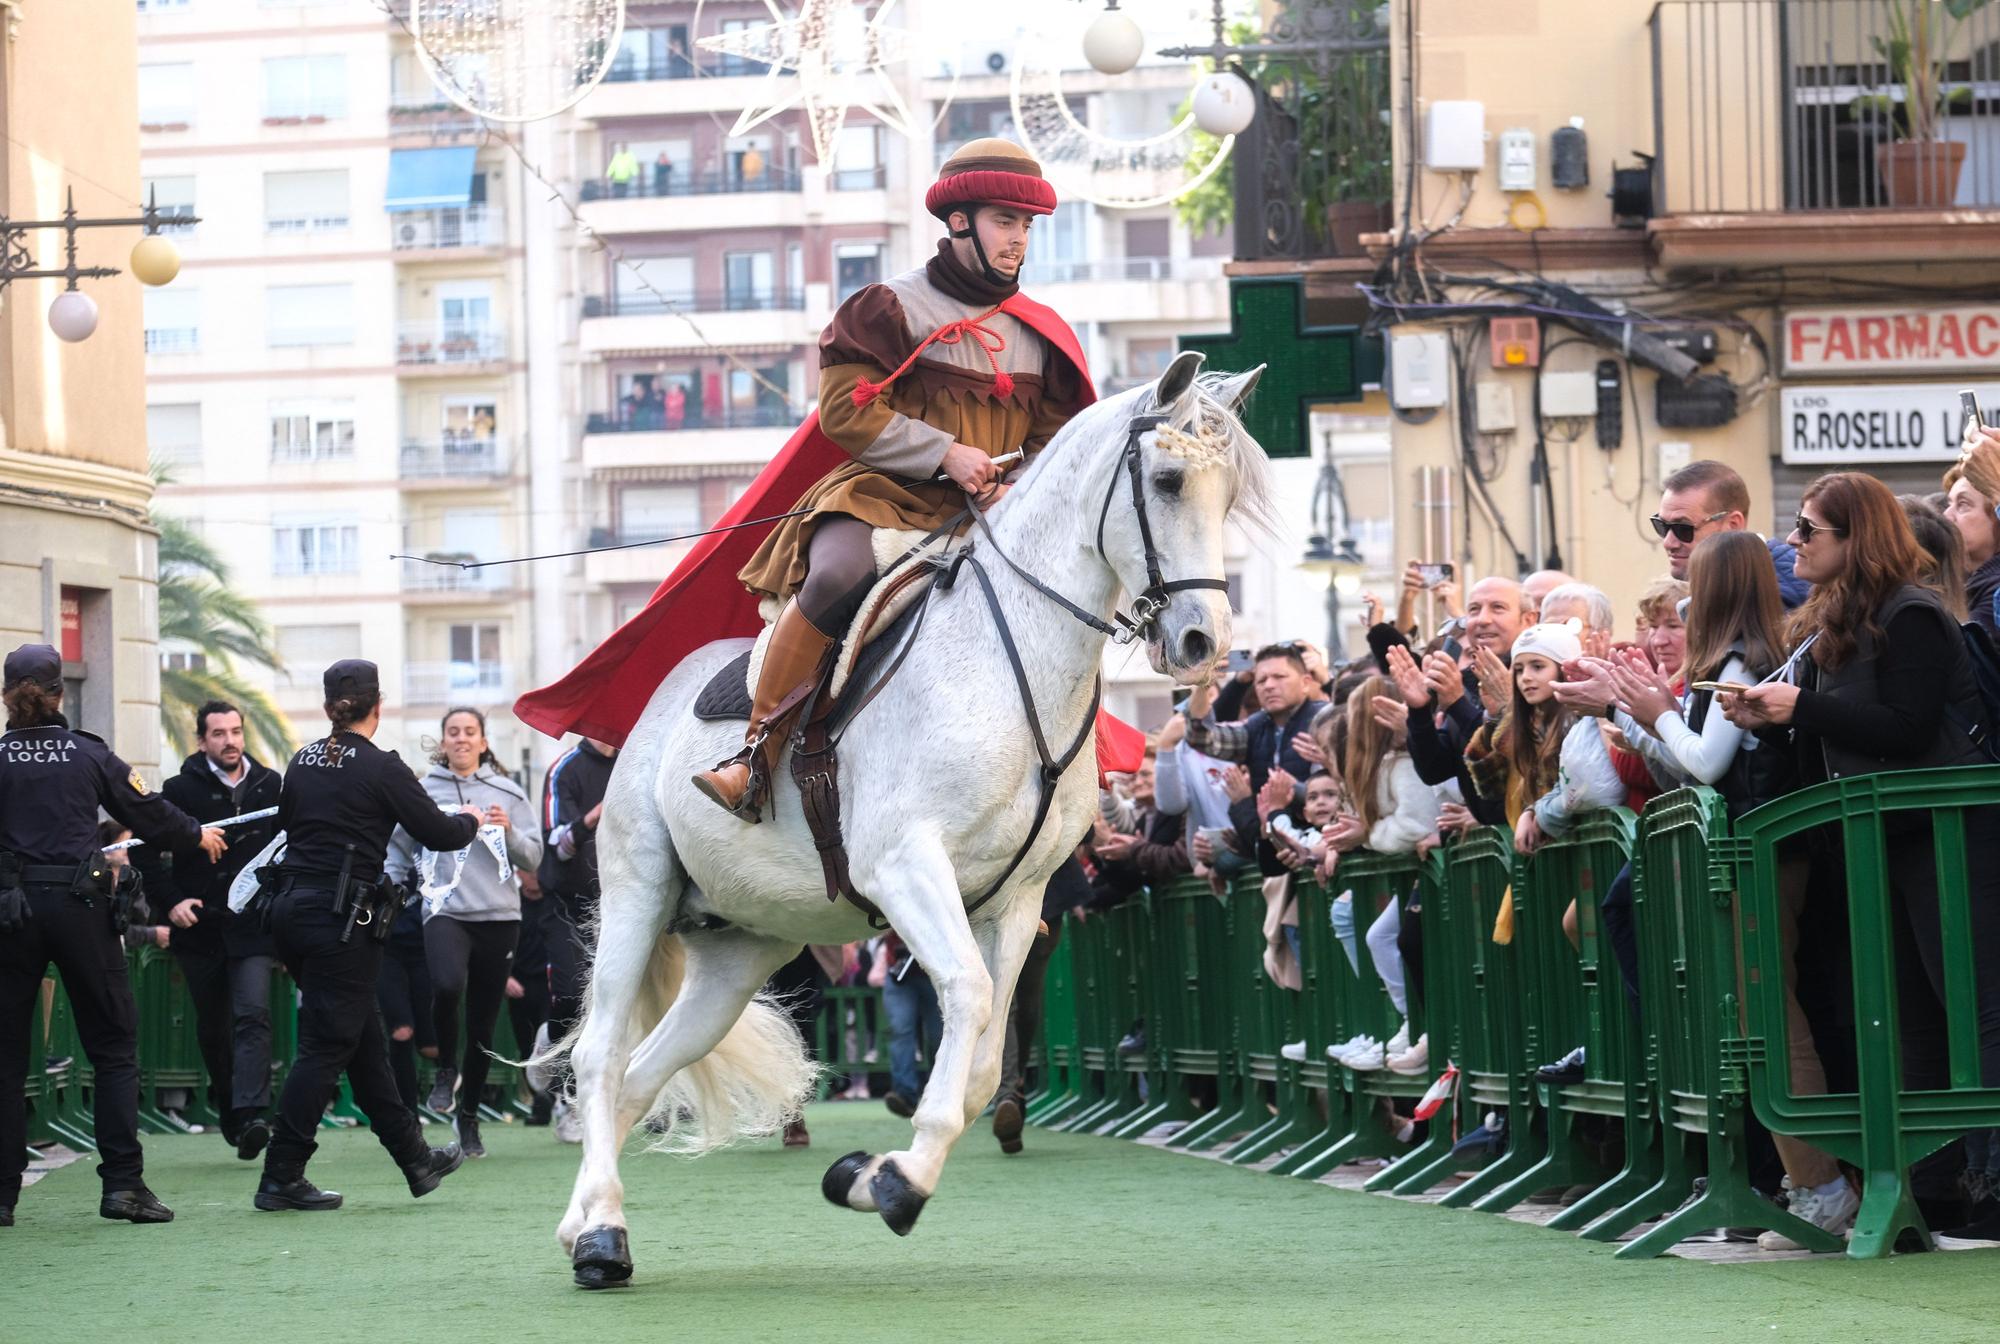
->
[1415,562,1455,588]
[1224,648,1255,675]
[1691,681,1752,695]
[1963,389,1985,447]
[1196,825,1235,853]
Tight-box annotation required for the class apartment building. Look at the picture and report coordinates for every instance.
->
[137,0,539,768]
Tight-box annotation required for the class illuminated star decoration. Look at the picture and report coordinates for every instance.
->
[695,0,923,178]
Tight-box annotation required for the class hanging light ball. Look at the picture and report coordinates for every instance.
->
[47,290,99,343]
[130,234,182,287]
[1191,71,1257,137]
[1083,8,1145,76]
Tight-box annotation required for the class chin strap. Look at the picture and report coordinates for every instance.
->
[950,205,1012,287]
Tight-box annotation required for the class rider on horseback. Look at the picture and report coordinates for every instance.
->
[692,139,1092,820]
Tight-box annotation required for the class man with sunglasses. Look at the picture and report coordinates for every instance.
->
[1653,461,1808,607]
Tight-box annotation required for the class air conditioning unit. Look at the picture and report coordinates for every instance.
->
[396,216,435,248]
[985,50,1007,74]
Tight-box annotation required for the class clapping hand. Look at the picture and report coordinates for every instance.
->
[1385,643,1430,709]
[1258,769,1297,821]
[1095,830,1140,862]
[1437,800,1478,837]
[1550,657,1619,716]
[1608,652,1677,730]
[1221,764,1252,804]
[1473,646,1511,716]
[1292,730,1327,768]
[1423,651,1465,709]
[1326,812,1368,853]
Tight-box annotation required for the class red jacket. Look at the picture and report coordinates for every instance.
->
[515,292,1146,775]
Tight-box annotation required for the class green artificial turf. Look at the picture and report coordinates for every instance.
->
[4,1103,1999,1343]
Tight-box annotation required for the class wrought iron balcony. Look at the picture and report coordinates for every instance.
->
[395,321,504,366]
[579,165,802,201]
[400,437,508,478]
[581,288,806,318]
[583,403,798,435]
[391,206,503,250]
[404,660,511,704]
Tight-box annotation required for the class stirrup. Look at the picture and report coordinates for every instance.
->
[692,743,769,822]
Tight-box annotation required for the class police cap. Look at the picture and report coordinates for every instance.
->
[322,658,380,700]
[3,643,63,693]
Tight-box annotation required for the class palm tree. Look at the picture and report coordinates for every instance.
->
[154,510,295,763]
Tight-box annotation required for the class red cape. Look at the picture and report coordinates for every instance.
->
[516,292,1147,777]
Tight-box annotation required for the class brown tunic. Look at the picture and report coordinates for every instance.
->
[737,244,1086,603]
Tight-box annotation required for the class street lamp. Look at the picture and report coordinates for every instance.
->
[1297,432,1366,663]
[1,186,197,343]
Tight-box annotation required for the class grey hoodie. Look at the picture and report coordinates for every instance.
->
[386,762,543,923]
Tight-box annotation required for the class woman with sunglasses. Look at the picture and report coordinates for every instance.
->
[1724,470,2000,1248]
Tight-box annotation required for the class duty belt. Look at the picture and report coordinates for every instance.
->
[21,864,85,886]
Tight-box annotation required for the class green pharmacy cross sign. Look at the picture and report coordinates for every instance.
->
[1177,277,1376,458]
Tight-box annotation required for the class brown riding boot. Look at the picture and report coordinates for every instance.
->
[692,601,836,821]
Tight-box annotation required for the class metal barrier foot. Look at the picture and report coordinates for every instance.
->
[1368,1126,1455,1192]
[1847,1169,1930,1259]
[1269,1124,1345,1177]
[1108,1099,1171,1140]
[1225,1113,1315,1166]
[1437,1139,1538,1209]
[1178,1101,1255,1153]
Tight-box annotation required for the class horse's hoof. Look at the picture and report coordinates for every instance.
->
[870,1158,927,1237]
[822,1149,871,1208]
[572,1225,633,1289]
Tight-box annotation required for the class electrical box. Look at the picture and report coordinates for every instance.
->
[1498,128,1536,191]
[1490,316,1541,368]
[1656,372,1739,428]
[1425,101,1486,171]
[1658,440,1694,480]
[1644,325,1720,364]
[1390,332,1451,409]
[1551,119,1589,189]
[1475,382,1517,433]
[1539,369,1598,418]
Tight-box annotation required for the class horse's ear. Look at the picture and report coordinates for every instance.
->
[1155,349,1205,408]
[1214,364,1265,412]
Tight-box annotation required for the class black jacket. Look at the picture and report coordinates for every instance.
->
[537,739,616,908]
[276,731,477,884]
[135,751,282,956]
[0,716,203,867]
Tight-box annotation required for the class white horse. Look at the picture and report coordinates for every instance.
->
[551,351,1269,1288]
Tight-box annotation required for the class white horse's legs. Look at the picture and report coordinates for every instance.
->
[614,928,800,1130]
[960,888,1042,1130]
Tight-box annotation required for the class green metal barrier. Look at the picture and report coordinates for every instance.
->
[1055,899,1151,1134]
[1162,882,1242,1150]
[131,946,211,1132]
[44,971,94,1149]
[1265,875,1357,1176]
[1216,875,1316,1165]
[1592,787,1837,1256]
[1731,766,2000,1258]
[1027,928,1081,1121]
[1364,850,1460,1191]
[23,982,53,1150]
[1109,890,1192,1138]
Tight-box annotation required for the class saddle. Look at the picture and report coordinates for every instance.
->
[691,527,954,922]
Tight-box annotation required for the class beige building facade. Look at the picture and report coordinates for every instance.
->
[0,0,165,770]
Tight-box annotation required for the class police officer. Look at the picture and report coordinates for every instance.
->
[0,643,227,1227]
[254,659,480,1212]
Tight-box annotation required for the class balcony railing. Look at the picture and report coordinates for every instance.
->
[830,165,887,192]
[585,403,797,434]
[404,660,510,704]
[601,47,767,83]
[1018,256,1228,285]
[401,438,508,478]
[145,327,199,354]
[1651,0,2000,213]
[582,288,806,317]
[399,557,509,593]
[388,89,486,138]
[579,166,801,201]
[396,322,504,366]
[392,206,504,250]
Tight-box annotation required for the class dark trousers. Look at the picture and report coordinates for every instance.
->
[506,952,551,1088]
[265,888,426,1180]
[0,884,143,1200]
[543,896,593,1095]
[1001,922,1061,1102]
[1397,882,1427,1013]
[376,916,433,1111]
[1600,861,1642,1015]
[882,969,942,1101]
[424,916,518,1121]
[767,949,826,1061]
[173,941,274,1122]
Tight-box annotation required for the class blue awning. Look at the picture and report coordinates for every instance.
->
[385,147,476,212]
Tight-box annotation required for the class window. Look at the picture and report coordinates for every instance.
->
[270,401,356,461]
[161,650,209,673]
[716,18,770,76]
[832,125,885,191]
[835,243,883,303]
[1126,337,1175,382]
[277,623,362,680]
[272,520,359,576]
[441,397,498,445]
[144,175,198,235]
[262,54,348,120]
[264,169,349,232]
[723,251,774,309]
[1122,217,1172,270]
[139,63,196,128]
[266,283,354,347]
[614,256,694,311]
[449,623,502,667]
[143,288,199,354]
[619,483,700,541]
[147,403,203,466]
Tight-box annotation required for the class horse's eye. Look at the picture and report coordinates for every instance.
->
[1153,470,1185,497]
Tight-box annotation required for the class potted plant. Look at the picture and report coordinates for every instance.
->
[1862,0,1992,207]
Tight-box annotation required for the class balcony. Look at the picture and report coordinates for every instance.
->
[400,437,510,481]
[576,55,779,120]
[403,660,511,706]
[1015,256,1230,325]
[389,87,486,141]
[582,289,804,318]
[578,297,814,357]
[583,536,692,589]
[1649,0,2000,266]
[396,321,505,370]
[576,166,813,235]
[392,206,504,252]
[581,406,795,475]
[399,557,514,597]
[578,165,802,203]
[144,327,200,355]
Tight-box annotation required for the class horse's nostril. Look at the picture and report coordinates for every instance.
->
[1180,630,1214,666]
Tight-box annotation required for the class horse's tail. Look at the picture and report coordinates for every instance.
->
[530,927,820,1157]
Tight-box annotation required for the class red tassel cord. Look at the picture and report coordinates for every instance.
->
[848,304,1013,409]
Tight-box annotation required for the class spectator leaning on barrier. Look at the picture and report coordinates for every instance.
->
[1185,644,1331,875]
[1655,459,1807,608]
[1721,471,2000,1249]
[1902,496,1971,623]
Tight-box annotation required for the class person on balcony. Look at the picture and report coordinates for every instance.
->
[605,143,639,197]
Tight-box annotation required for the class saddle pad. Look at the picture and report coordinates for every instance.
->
[692,649,756,723]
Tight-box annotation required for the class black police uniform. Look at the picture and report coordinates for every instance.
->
[257,660,478,1211]
[0,646,210,1225]
[132,749,282,1150]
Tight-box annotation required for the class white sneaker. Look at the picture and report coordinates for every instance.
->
[1326,1033,1372,1062]
[1384,1021,1412,1057]
[553,1098,583,1145]
[1343,1039,1387,1071]
[1757,1178,1858,1251]
[524,1022,553,1095]
[1279,1040,1309,1063]
[1387,1034,1430,1075]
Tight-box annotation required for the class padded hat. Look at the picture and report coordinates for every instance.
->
[926,137,1058,220]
